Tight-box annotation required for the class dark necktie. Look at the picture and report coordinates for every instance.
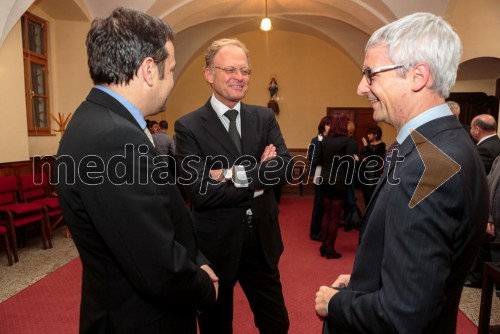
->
[224,109,242,154]
[385,140,400,163]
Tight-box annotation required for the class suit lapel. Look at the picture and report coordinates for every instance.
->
[240,104,258,156]
[200,101,240,158]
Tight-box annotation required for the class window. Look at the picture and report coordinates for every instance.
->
[21,13,51,136]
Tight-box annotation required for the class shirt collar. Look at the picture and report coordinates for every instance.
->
[397,103,453,144]
[477,133,497,146]
[95,85,146,129]
[210,94,241,119]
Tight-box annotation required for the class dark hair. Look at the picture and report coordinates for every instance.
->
[328,114,349,137]
[86,7,175,85]
[317,116,331,135]
[159,120,168,129]
[367,126,383,140]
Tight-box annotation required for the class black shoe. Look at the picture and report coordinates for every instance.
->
[463,279,481,288]
[326,250,342,259]
[320,245,327,257]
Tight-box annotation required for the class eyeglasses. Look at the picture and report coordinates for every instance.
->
[362,64,405,85]
[212,66,252,76]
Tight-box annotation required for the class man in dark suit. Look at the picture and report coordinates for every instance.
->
[470,114,500,174]
[464,114,500,287]
[315,13,488,333]
[175,38,290,334]
[55,8,217,334]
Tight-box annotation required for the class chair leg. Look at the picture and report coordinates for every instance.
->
[8,224,19,263]
[40,214,49,250]
[50,216,64,235]
[44,214,53,249]
[3,233,13,266]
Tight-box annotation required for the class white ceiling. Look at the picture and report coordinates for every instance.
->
[2,0,498,80]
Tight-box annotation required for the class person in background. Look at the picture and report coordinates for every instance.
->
[486,155,500,296]
[55,7,217,334]
[175,38,290,334]
[358,126,386,207]
[315,12,488,333]
[464,114,500,287]
[153,120,176,155]
[149,119,160,134]
[342,120,360,231]
[469,114,500,174]
[315,113,357,259]
[447,100,472,135]
[307,115,331,241]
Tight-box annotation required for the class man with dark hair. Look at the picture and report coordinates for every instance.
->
[470,114,500,174]
[55,7,217,333]
[153,120,176,155]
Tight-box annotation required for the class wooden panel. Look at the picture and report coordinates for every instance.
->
[447,92,499,126]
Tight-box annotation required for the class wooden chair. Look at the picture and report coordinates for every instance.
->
[0,224,13,266]
[0,176,51,263]
[18,173,63,236]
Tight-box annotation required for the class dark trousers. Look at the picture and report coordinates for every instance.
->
[197,224,289,334]
[310,184,324,240]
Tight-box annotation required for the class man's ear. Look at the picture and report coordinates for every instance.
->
[140,57,155,86]
[204,67,214,84]
[410,62,431,92]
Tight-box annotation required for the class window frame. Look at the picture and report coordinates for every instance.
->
[21,12,52,136]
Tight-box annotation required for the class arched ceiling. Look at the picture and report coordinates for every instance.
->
[7,0,496,83]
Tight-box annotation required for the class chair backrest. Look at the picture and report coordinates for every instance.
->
[0,176,18,206]
[19,174,50,202]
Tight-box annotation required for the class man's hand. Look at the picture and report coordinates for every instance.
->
[209,169,226,182]
[260,144,277,162]
[200,264,219,299]
[333,274,351,288]
[315,286,337,318]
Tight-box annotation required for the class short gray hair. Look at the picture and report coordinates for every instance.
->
[366,12,462,98]
[204,38,250,68]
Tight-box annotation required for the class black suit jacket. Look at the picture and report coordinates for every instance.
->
[328,116,488,333]
[56,88,215,334]
[174,99,291,280]
[477,135,500,174]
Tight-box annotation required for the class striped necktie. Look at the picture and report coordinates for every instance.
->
[144,127,156,147]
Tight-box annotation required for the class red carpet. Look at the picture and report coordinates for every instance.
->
[0,197,477,333]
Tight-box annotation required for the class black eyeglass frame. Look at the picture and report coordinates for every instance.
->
[362,64,405,85]
[212,66,252,76]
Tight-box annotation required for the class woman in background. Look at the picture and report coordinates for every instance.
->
[307,116,331,241]
[358,126,385,207]
[316,114,357,259]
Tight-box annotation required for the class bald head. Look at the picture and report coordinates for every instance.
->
[470,114,498,141]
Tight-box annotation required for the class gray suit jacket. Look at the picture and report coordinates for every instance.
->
[328,115,488,333]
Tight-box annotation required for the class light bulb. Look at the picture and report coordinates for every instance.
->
[260,17,272,31]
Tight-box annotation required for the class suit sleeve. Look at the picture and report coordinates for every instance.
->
[78,127,215,309]
[174,118,254,211]
[242,109,293,191]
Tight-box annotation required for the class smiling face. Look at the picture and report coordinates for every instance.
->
[204,44,250,108]
[357,45,408,129]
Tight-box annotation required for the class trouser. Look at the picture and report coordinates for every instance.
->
[197,220,289,334]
